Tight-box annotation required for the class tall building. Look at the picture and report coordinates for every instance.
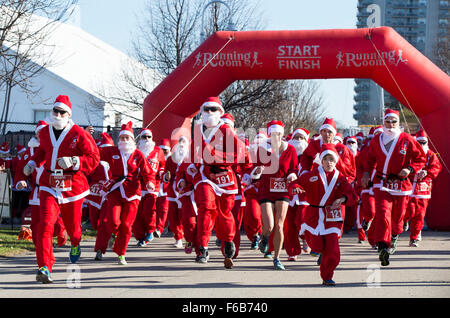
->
[354,0,449,125]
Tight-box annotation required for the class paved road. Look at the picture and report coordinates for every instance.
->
[1,230,449,299]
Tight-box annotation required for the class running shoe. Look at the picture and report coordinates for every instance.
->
[36,266,53,284]
[145,232,154,242]
[301,239,311,254]
[224,241,236,259]
[288,255,297,261]
[310,251,320,257]
[379,248,390,266]
[69,245,81,264]
[118,255,127,265]
[317,254,322,266]
[417,231,422,241]
[403,221,409,232]
[153,230,161,238]
[409,239,419,247]
[322,279,336,286]
[387,235,399,255]
[95,250,103,261]
[250,234,260,250]
[174,239,183,248]
[258,236,269,254]
[108,234,116,249]
[273,258,285,270]
[264,251,273,259]
[195,247,209,263]
[184,242,193,254]
[137,239,147,247]
[215,238,222,247]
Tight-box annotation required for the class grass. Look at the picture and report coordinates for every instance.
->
[0,227,98,257]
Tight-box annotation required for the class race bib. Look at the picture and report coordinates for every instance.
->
[49,170,72,192]
[89,183,103,196]
[212,171,234,187]
[385,179,403,191]
[325,206,343,222]
[270,177,287,193]
[416,180,431,195]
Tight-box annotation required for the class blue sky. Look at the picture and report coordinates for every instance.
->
[78,0,359,127]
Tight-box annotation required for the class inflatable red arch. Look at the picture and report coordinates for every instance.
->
[143,27,450,230]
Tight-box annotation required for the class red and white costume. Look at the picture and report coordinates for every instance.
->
[289,144,358,282]
[365,109,426,248]
[155,138,171,235]
[404,130,442,241]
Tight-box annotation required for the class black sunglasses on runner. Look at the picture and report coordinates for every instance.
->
[141,135,152,139]
[384,120,398,124]
[418,141,427,145]
[53,108,68,115]
[203,107,220,112]
[347,141,356,144]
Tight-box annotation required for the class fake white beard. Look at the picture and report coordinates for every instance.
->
[138,140,155,157]
[49,114,69,130]
[421,143,429,153]
[201,112,221,128]
[171,144,188,164]
[382,127,401,144]
[346,144,358,156]
[118,140,136,155]
[288,139,308,156]
[28,137,40,148]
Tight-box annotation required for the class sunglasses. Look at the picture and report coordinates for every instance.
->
[53,108,68,115]
[347,141,356,144]
[203,107,220,112]
[141,135,152,139]
[418,141,427,145]
[384,120,398,124]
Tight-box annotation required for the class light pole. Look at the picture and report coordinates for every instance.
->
[200,0,237,44]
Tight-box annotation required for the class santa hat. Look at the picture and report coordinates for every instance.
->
[368,127,375,138]
[291,128,310,140]
[159,138,171,150]
[334,132,343,143]
[415,129,428,142]
[119,121,134,138]
[35,120,48,134]
[0,142,10,154]
[138,128,153,138]
[320,117,337,135]
[319,143,339,163]
[384,108,400,121]
[98,132,114,148]
[221,113,234,128]
[356,132,365,140]
[15,144,26,154]
[200,96,225,115]
[313,133,320,140]
[374,125,383,135]
[346,136,357,144]
[53,95,72,115]
[267,120,285,135]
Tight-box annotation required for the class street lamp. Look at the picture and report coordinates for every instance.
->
[200,0,237,43]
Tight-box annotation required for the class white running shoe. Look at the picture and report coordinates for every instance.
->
[174,239,183,248]
[118,255,127,265]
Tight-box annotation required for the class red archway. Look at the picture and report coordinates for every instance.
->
[143,27,450,230]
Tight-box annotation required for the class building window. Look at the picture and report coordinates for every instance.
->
[34,110,51,123]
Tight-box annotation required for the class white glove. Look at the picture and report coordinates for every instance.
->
[187,164,198,176]
[16,181,27,190]
[23,161,36,176]
[146,181,155,192]
[58,156,79,170]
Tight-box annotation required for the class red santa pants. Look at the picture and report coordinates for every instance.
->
[355,203,366,241]
[106,194,140,256]
[343,205,357,233]
[37,191,83,271]
[405,197,429,241]
[373,188,409,247]
[94,203,112,254]
[304,231,340,281]
[88,204,101,231]
[284,205,302,257]
[168,200,184,240]
[156,196,169,233]
[180,195,199,251]
[243,191,262,242]
[132,194,157,240]
[221,199,245,258]
[194,183,236,248]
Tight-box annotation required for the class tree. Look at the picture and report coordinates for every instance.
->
[0,0,77,133]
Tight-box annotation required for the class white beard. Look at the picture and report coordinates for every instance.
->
[201,112,221,128]
[421,144,429,154]
[288,139,308,156]
[382,127,401,144]
[49,114,69,130]
[28,137,40,148]
[118,140,136,155]
[138,140,155,157]
[171,144,188,164]
[346,144,358,156]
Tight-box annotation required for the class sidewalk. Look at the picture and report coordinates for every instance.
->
[0,230,449,298]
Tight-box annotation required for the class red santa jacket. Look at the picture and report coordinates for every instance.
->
[189,122,247,196]
[252,140,299,201]
[365,132,426,196]
[85,161,112,209]
[100,146,154,202]
[140,146,165,197]
[14,147,44,205]
[300,139,356,183]
[409,149,442,199]
[30,121,100,204]
[290,166,358,237]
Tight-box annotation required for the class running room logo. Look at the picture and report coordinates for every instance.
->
[277,44,321,70]
[193,51,262,68]
[336,49,408,69]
